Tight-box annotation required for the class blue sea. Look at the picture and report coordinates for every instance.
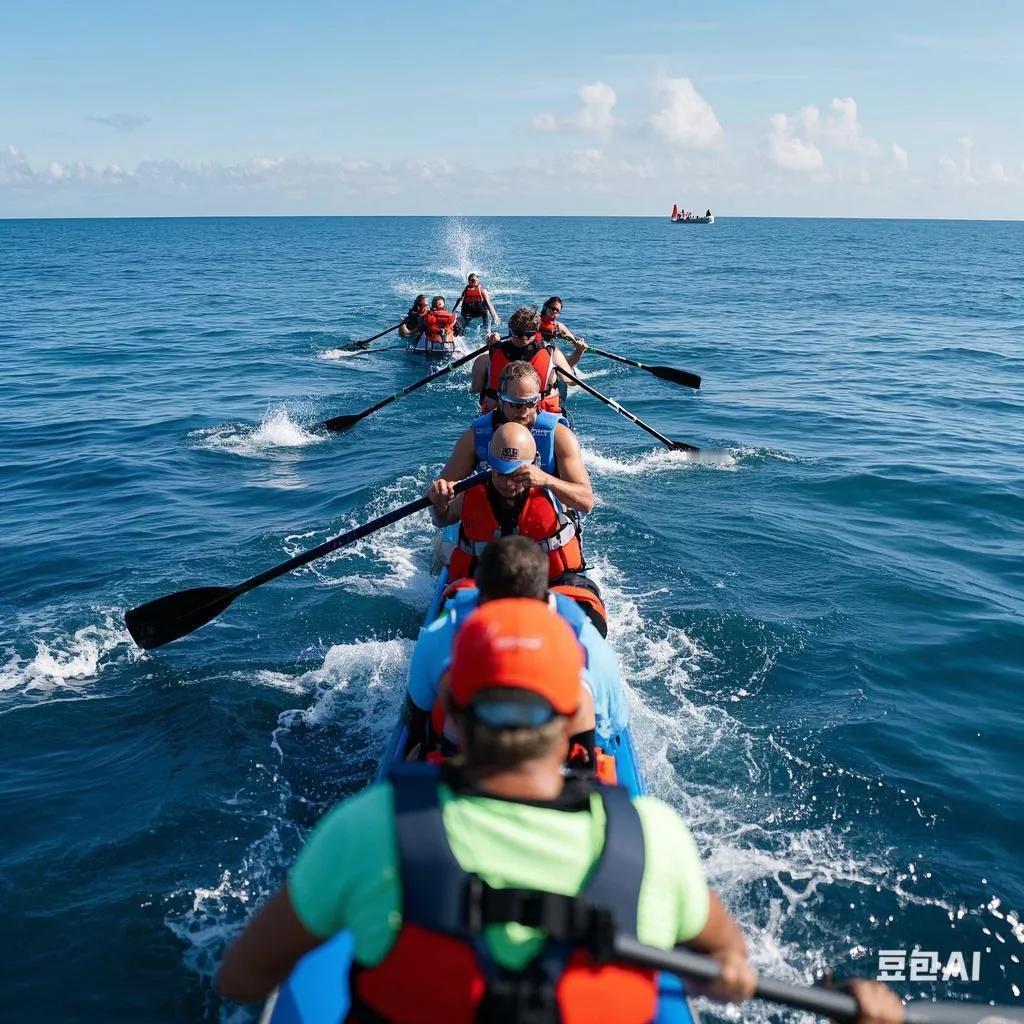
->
[1,216,1022,1022]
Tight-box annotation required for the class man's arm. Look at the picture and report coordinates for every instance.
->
[483,287,499,323]
[685,892,757,1003]
[548,423,594,512]
[553,345,587,377]
[219,887,322,1003]
[470,353,490,397]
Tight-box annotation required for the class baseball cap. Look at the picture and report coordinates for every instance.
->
[450,598,584,727]
[487,443,535,475]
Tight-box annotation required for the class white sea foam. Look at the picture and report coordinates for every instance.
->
[0,610,137,699]
[189,407,325,458]
[582,444,736,476]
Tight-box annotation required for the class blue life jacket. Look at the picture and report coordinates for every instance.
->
[472,409,568,476]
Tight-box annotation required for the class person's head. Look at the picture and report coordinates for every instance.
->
[412,294,428,313]
[541,297,563,319]
[497,362,543,427]
[507,307,540,346]
[431,295,446,310]
[446,598,583,770]
[486,422,537,501]
[467,273,479,286]
[475,536,549,603]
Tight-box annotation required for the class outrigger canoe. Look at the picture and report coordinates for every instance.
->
[671,215,714,225]
[262,526,697,1024]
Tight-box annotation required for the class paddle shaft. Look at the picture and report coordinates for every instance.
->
[564,342,701,390]
[357,320,404,346]
[614,937,1022,1024]
[232,470,488,599]
[322,343,488,429]
[555,366,697,453]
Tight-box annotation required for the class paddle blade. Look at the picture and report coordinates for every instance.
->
[342,339,372,352]
[650,365,701,389]
[671,440,701,454]
[320,413,361,431]
[125,586,237,650]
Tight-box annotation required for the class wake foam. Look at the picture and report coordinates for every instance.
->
[583,444,737,476]
[0,610,138,701]
[189,407,325,458]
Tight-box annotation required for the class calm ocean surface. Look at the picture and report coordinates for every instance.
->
[1,216,1022,1021]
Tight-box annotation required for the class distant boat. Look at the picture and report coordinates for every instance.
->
[670,203,714,224]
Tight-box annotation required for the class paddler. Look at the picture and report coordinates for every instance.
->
[472,306,586,413]
[427,420,596,601]
[420,295,457,353]
[429,361,603,625]
[405,536,628,768]
[220,601,903,1024]
[398,294,429,341]
[454,272,498,333]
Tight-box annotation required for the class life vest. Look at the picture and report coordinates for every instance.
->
[461,284,485,317]
[348,764,658,1024]
[472,409,566,476]
[423,309,457,343]
[484,340,561,414]
[448,483,584,586]
[539,314,560,340]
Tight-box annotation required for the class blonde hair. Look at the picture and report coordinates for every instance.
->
[498,361,542,392]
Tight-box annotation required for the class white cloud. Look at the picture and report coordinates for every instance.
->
[85,113,150,132]
[767,96,879,173]
[768,113,824,171]
[892,143,909,171]
[649,77,723,150]
[531,82,617,139]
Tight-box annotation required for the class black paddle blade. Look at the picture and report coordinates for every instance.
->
[319,413,361,431]
[650,365,701,389]
[342,339,372,352]
[125,586,237,650]
[671,440,701,454]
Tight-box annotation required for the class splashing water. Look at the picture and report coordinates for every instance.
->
[0,610,137,700]
[582,444,737,477]
[189,407,325,458]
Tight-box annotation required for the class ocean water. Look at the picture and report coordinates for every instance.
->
[1,215,1022,1021]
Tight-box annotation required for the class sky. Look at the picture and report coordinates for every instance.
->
[1,0,1023,218]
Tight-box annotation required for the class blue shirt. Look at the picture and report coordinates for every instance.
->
[406,588,629,742]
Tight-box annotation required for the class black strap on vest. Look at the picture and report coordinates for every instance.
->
[389,762,645,952]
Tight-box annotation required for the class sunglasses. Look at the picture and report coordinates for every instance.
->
[499,392,542,408]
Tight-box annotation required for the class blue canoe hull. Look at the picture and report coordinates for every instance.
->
[263,545,696,1024]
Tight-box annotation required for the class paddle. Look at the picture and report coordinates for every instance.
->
[320,342,490,432]
[613,937,1023,1024]
[124,470,488,650]
[555,366,700,454]
[576,342,701,390]
[343,319,404,352]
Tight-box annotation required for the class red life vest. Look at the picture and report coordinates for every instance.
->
[448,482,584,585]
[461,284,485,313]
[539,314,560,340]
[348,765,658,1024]
[485,339,561,413]
[424,309,456,342]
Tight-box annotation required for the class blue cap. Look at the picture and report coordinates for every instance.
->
[487,443,534,475]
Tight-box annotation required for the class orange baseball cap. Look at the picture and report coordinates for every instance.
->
[450,598,584,726]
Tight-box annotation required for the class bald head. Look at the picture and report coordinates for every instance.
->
[489,421,536,469]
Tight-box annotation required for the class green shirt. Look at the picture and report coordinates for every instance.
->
[288,781,709,970]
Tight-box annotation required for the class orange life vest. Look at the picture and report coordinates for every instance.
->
[448,482,583,585]
[423,308,456,342]
[484,339,561,413]
[539,314,561,340]
[348,765,657,1024]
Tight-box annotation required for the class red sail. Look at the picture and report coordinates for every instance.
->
[671,203,679,221]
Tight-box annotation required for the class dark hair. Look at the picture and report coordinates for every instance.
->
[475,536,548,602]
[409,294,427,314]
[508,306,540,339]
[468,273,478,282]
[542,296,563,313]
[431,295,445,309]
